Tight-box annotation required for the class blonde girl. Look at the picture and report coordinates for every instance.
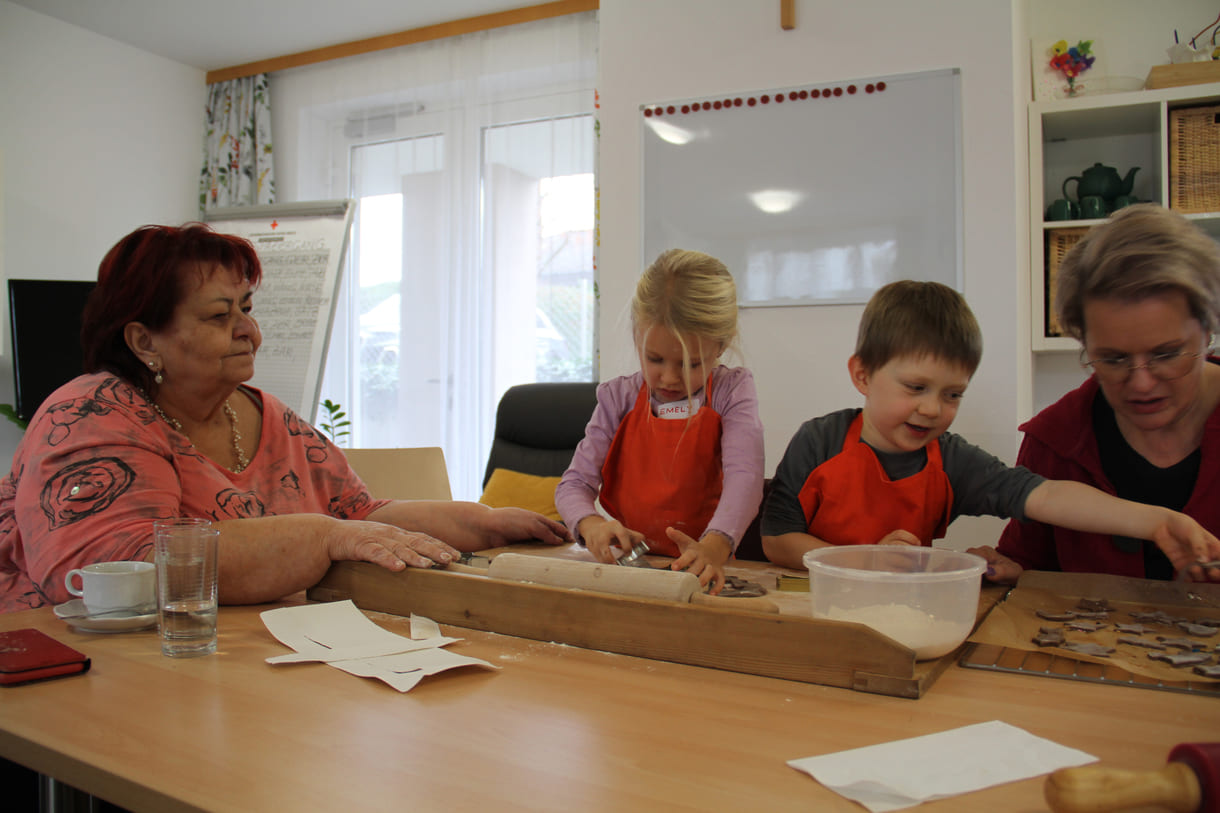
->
[555,249,765,592]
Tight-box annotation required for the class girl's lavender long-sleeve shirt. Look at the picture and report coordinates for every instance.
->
[555,366,765,550]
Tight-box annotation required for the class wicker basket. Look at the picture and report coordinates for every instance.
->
[1045,227,1088,337]
[1170,103,1220,213]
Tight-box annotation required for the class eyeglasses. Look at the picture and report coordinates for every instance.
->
[1081,348,1206,381]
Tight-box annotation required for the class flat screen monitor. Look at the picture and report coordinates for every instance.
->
[8,279,97,423]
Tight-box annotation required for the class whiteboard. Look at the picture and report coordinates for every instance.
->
[205,200,355,423]
[642,68,961,307]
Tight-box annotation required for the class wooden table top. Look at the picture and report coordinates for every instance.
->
[1,573,1217,812]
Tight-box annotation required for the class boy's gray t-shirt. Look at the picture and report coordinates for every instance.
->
[761,408,1046,537]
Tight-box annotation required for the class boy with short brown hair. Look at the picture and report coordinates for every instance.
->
[760,280,1220,580]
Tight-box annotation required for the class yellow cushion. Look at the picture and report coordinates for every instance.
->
[478,468,562,521]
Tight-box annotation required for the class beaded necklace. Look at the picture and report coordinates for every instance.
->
[142,390,250,474]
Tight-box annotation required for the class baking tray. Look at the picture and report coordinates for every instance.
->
[960,571,1220,697]
[958,641,1220,697]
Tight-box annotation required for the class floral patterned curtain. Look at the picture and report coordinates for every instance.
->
[199,73,275,214]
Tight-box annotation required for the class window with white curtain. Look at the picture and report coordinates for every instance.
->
[272,12,598,499]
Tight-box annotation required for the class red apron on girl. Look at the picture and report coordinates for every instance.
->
[598,375,723,556]
[797,412,953,546]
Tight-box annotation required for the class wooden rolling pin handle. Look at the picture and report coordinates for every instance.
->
[689,591,779,613]
[1044,761,1202,813]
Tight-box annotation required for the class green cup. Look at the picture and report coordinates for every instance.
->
[1080,195,1106,219]
[1045,198,1079,221]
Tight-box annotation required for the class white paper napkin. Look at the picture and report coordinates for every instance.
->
[787,720,1096,812]
[261,600,497,692]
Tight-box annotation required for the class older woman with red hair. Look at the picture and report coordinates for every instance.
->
[0,223,569,613]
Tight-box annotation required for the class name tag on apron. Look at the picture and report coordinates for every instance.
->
[654,396,700,420]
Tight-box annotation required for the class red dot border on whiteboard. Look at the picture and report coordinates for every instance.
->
[641,80,886,118]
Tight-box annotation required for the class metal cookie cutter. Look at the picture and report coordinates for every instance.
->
[456,551,491,569]
[617,541,653,568]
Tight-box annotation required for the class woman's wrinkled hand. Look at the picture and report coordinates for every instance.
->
[323,519,461,572]
[481,507,573,547]
[579,516,644,564]
[965,545,1023,585]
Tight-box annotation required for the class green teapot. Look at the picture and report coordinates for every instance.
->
[1063,163,1140,205]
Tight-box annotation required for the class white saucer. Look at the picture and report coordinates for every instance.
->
[53,599,157,633]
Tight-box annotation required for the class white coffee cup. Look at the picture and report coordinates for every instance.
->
[64,561,156,614]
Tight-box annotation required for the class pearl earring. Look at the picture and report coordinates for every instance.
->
[155,371,163,384]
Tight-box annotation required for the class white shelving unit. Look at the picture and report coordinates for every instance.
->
[1029,81,1220,352]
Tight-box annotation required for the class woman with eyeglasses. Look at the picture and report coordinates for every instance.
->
[970,205,1220,584]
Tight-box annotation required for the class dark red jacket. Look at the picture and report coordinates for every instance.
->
[996,366,1220,576]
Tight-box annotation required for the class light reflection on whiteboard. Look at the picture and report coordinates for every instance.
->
[744,236,897,306]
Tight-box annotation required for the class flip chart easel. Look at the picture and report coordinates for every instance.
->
[205,200,355,424]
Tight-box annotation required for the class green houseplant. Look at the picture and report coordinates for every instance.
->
[318,399,351,447]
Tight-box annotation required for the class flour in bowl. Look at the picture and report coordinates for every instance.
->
[821,603,971,660]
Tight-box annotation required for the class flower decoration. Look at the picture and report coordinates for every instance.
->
[1049,39,1096,96]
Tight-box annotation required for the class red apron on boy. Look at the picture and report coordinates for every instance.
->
[598,375,723,556]
[797,412,953,546]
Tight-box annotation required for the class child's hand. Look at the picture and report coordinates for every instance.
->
[578,516,645,564]
[965,545,1023,585]
[877,529,921,546]
[1154,512,1220,583]
[667,527,732,594]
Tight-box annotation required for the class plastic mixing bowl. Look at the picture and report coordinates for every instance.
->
[802,545,987,660]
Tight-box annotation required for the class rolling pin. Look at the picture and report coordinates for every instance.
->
[1044,742,1220,813]
[459,553,779,612]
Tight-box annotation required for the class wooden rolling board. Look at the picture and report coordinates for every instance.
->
[307,544,1006,698]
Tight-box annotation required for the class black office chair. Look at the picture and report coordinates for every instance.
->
[482,382,599,487]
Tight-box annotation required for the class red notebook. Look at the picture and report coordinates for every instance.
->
[0,628,91,686]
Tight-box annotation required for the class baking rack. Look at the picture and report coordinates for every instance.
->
[959,642,1220,698]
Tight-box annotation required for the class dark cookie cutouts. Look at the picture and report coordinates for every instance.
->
[1065,620,1106,633]
[1114,623,1156,635]
[1149,651,1212,667]
[1157,636,1207,651]
[1130,611,1187,625]
[1117,636,1167,650]
[1176,621,1218,637]
[1032,628,1065,647]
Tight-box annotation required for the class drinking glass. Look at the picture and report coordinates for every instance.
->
[154,518,219,658]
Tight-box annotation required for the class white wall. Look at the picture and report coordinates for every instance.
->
[599,0,1023,550]
[0,1,203,466]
